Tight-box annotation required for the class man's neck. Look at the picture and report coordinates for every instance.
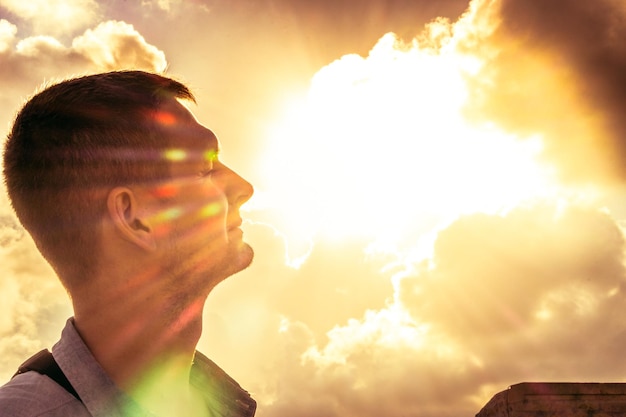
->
[72,272,208,404]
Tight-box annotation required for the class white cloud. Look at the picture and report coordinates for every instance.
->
[0,19,17,53]
[15,35,65,57]
[257,11,559,256]
[72,21,167,71]
[0,18,167,82]
[0,18,168,141]
[0,0,99,36]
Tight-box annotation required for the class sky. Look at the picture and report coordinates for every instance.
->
[2,0,626,416]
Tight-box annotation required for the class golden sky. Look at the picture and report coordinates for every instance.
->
[2,0,626,416]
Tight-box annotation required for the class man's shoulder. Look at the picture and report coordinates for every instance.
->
[0,372,88,417]
[192,351,257,417]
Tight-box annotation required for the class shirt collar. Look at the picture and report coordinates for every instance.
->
[51,318,255,417]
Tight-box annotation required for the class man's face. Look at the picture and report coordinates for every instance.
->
[148,98,254,287]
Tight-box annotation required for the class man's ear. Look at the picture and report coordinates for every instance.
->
[106,187,157,252]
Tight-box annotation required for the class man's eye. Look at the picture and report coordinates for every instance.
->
[199,149,219,178]
[199,166,214,178]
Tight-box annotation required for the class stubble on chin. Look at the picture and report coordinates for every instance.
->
[228,240,254,276]
[205,240,254,290]
[165,232,255,295]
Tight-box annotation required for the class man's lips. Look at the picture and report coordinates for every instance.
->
[227,218,242,232]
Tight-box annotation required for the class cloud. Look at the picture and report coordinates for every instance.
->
[0,18,167,141]
[0,216,70,382]
[2,1,626,417]
[201,225,471,417]
[395,203,626,401]
[140,0,183,13]
[237,3,626,413]
[258,22,556,253]
[0,0,99,36]
[200,223,395,376]
[0,19,16,53]
[72,20,167,71]
[399,204,625,339]
[248,203,626,417]
[462,0,626,184]
[226,0,469,59]
[266,241,394,338]
[0,18,166,83]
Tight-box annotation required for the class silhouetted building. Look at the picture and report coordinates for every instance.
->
[476,382,626,417]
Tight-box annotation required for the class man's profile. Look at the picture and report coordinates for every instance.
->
[0,71,257,416]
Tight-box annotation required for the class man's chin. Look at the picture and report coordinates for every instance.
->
[233,241,254,273]
[216,240,254,281]
[208,244,251,291]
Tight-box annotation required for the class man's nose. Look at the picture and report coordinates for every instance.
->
[224,166,254,207]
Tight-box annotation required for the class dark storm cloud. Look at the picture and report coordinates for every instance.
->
[498,0,626,113]
[465,0,626,184]
[502,0,626,161]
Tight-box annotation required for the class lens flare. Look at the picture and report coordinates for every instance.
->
[154,207,183,223]
[164,149,187,162]
[201,202,223,219]
[203,149,218,163]
[154,110,177,126]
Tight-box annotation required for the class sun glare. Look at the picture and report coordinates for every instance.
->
[258,31,560,255]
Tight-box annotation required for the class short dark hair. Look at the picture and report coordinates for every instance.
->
[3,71,195,286]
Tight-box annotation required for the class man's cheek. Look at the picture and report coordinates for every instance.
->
[198,199,227,221]
[148,200,225,241]
[181,181,226,219]
[181,201,227,239]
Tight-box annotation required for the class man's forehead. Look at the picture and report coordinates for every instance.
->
[154,98,220,152]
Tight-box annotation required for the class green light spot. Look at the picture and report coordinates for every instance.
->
[156,207,182,222]
[204,149,218,163]
[164,149,187,162]
[201,202,222,218]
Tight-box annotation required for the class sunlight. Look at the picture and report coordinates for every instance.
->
[259,31,559,250]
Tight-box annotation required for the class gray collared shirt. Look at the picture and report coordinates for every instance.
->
[0,318,256,417]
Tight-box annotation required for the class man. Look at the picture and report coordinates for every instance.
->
[0,71,257,416]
